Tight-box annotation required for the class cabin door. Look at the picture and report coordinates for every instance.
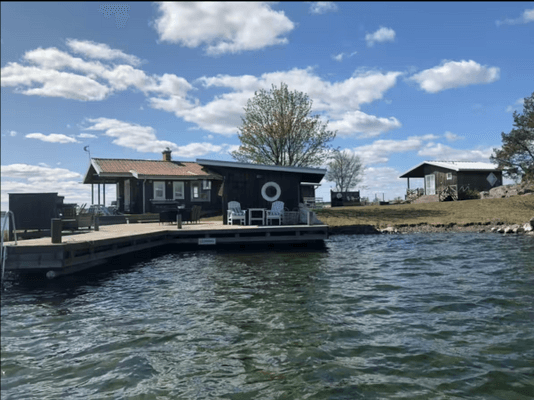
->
[425,174,435,195]
[124,179,131,212]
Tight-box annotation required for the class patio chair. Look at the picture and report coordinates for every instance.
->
[266,201,284,225]
[227,201,247,225]
[191,205,202,224]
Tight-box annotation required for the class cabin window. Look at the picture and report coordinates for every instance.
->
[154,181,165,200]
[173,182,184,199]
[202,180,211,190]
[446,173,453,180]
[191,181,210,202]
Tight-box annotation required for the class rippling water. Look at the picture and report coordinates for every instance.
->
[2,233,534,399]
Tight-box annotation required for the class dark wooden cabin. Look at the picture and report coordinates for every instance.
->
[399,161,503,199]
[196,159,326,224]
[83,150,223,216]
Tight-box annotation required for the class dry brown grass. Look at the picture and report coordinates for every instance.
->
[316,195,534,228]
[203,196,534,228]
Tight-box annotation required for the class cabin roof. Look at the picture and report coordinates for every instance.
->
[399,161,501,178]
[196,159,327,183]
[83,158,221,183]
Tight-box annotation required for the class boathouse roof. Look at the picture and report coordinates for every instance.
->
[196,159,327,183]
[399,161,501,178]
[83,158,222,184]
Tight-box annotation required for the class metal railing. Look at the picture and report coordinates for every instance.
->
[1,211,18,287]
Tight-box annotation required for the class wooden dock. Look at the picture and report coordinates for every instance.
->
[2,222,328,278]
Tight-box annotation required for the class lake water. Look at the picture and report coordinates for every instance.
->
[1,233,534,399]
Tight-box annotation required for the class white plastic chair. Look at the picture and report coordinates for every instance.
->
[266,201,284,225]
[227,201,247,225]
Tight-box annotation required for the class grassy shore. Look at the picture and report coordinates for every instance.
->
[315,195,534,229]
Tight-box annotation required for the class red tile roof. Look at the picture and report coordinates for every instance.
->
[92,158,216,177]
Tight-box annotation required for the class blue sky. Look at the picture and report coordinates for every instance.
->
[1,2,533,210]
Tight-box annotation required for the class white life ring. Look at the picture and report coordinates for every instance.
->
[261,182,281,202]
[336,193,342,199]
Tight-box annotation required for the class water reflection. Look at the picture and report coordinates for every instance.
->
[1,234,533,399]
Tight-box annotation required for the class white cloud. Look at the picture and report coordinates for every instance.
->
[9,130,17,137]
[84,117,223,157]
[329,110,401,138]
[153,2,295,55]
[2,42,401,138]
[192,68,402,137]
[365,27,396,47]
[1,62,110,101]
[78,133,98,139]
[1,163,81,181]
[310,2,338,14]
[444,131,463,142]
[351,136,428,165]
[332,53,345,62]
[496,8,534,26]
[0,164,94,212]
[66,39,141,66]
[505,98,524,113]
[25,133,79,143]
[409,60,500,93]
[417,143,493,162]
[331,51,357,62]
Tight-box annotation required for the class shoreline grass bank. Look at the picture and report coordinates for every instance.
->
[316,195,534,235]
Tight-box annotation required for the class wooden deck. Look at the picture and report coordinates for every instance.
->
[2,222,328,277]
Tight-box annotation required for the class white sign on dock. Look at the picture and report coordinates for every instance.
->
[198,238,216,245]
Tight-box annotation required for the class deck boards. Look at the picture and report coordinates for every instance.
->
[2,222,328,277]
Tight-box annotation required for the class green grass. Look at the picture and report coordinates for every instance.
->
[315,196,534,228]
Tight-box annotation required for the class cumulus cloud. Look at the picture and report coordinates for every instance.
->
[1,43,195,103]
[153,2,295,55]
[417,143,493,162]
[25,133,79,143]
[351,136,428,165]
[310,2,338,14]
[66,39,141,66]
[9,130,17,137]
[2,41,402,138]
[331,51,357,62]
[496,8,534,26]
[84,117,223,157]
[329,110,401,138]
[78,133,98,139]
[0,164,93,211]
[1,62,110,101]
[194,68,402,137]
[409,60,500,93]
[444,131,464,142]
[365,27,396,47]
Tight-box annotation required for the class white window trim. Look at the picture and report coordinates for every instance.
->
[173,181,185,200]
[153,181,165,200]
[202,180,211,190]
[446,173,453,180]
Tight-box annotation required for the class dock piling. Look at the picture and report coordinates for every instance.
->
[177,214,182,229]
[51,218,62,243]
[94,216,100,231]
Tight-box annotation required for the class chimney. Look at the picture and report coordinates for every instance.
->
[162,147,172,161]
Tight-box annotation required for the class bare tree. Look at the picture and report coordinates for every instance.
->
[326,150,364,192]
[231,82,336,167]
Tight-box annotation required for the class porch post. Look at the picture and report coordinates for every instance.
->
[143,179,146,214]
[98,183,100,206]
[407,177,410,190]
[103,183,106,206]
[91,184,94,205]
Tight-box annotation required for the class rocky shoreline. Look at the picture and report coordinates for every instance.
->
[328,217,534,236]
